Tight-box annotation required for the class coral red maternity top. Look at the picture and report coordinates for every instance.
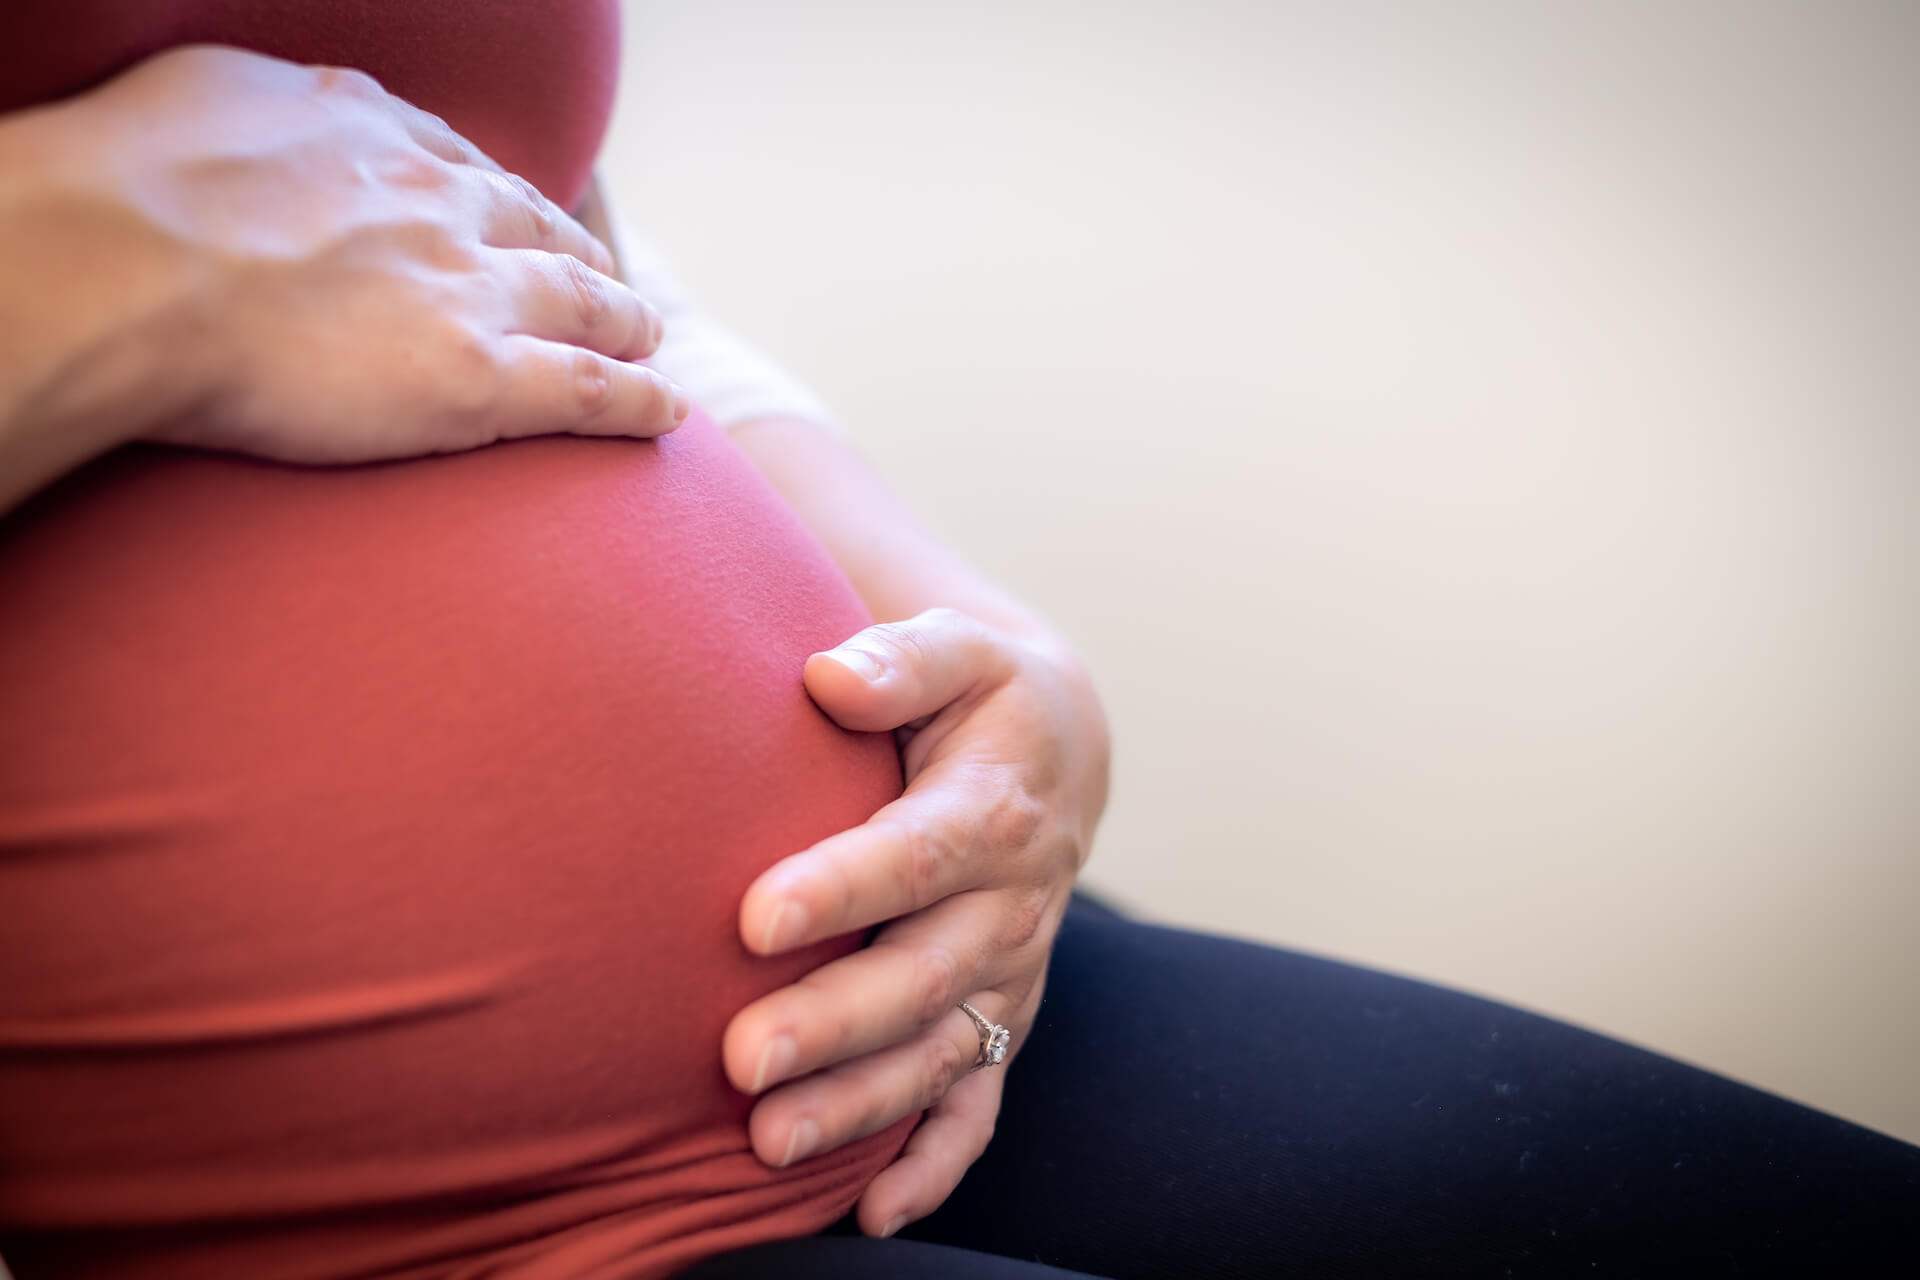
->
[0,4,914,1277]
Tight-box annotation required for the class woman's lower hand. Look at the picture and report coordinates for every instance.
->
[17,44,684,468]
[723,607,1111,1237]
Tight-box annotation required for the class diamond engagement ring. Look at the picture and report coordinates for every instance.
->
[958,1001,1011,1071]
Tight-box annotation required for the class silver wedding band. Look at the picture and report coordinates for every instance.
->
[958,1000,1011,1071]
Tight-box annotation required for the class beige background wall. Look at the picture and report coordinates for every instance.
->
[604,1,1919,1144]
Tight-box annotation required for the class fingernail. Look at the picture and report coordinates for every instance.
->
[670,382,692,424]
[760,901,809,954]
[881,1215,908,1239]
[824,646,887,680]
[779,1117,820,1167]
[750,1035,795,1094]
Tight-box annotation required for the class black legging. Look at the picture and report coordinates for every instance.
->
[682,900,1919,1277]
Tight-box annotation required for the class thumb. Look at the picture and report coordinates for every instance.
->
[805,607,1013,733]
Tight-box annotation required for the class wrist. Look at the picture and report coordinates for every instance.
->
[0,104,219,505]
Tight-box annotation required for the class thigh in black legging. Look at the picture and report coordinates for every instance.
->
[676,1236,1101,1279]
[899,907,1919,1278]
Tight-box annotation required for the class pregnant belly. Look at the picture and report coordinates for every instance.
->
[0,415,912,1279]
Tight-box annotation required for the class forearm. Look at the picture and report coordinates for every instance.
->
[730,416,1058,646]
[0,103,210,513]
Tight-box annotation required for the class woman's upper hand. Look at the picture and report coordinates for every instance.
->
[721,607,1111,1237]
[3,44,684,481]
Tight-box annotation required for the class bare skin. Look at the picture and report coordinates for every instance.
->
[727,418,1110,1237]
[0,43,1112,1243]
[0,45,686,514]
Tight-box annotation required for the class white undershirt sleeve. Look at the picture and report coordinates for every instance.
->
[602,202,843,434]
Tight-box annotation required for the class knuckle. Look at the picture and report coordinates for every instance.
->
[1007,964,1047,1014]
[789,978,853,1056]
[447,326,500,379]
[918,1036,967,1109]
[569,349,612,416]
[419,111,462,148]
[1021,740,1067,799]
[424,120,477,168]
[927,607,990,653]
[981,785,1046,854]
[970,1114,997,1162]
[887,817,947,905]
[810,849,860,931]
[635,301,663,353]
[819,1004,860,1064]
[1001,885,1053,952]
[379,149,450,192]
[315,65,383,99]
[375,213,475,271]
[790,964,836,1006]
[558,254,610,331]
[570,229,614,275]
[510,174,557,243]
[167,45,226,73]
[864,620,932,671]
[435,330,506,422]
[911,946,960,1027]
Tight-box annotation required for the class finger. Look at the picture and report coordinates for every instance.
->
[467,166,617,277]
[483,336,689,441]
[856,1067,1006,1238]
[742,760,1039,953]
[803,608,1017,735]
[304,60,473,169]
[741,1001,989,1169]
[491,247,662,361]
[724,892,1008,1094]
[383,95,507,174]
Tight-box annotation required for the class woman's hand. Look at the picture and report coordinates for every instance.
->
[1,43,682,495]
[722,607,1111,1237]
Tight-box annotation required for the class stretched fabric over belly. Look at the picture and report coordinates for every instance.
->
[0,418,914,1278]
